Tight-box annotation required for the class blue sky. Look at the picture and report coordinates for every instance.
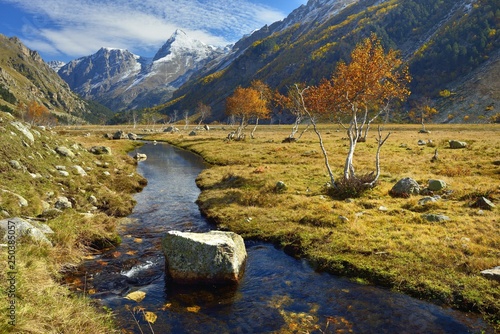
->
[0,0,307,63]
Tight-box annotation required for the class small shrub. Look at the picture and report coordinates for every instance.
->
[328,173,377,200]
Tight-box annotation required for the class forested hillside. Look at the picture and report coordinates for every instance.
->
[157,0,499,123]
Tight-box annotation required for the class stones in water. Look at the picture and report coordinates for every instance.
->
[162,230,247,285]
[134,153,147,161]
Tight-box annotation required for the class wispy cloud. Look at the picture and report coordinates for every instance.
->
[2,0,287,60]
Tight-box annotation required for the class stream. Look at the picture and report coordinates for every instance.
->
[70,142,494,333]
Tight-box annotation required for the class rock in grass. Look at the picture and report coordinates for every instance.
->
[0,217,52,246]
[428,179,446,192]
[421,213,450,223]
[55,196,72,210]
[89,146,112,155]
[275,181,287,193]
[10,121,34,143]
[472,197,496,210]
[449,140,467,149]
[390,177,420,197]
[55,146,75,158]
[162,230,247,285]
[480,267,500,282]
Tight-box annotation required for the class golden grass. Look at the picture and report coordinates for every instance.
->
[0,116,146,333]
[145,123,499,327]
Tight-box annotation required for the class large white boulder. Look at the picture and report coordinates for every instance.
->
[162,230,247,285]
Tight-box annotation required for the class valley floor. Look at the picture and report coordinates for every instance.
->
[144,123,499,329]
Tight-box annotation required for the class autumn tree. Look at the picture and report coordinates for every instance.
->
[303,34,411,197]
[408,98,438,133]
[274,84,311,142]
[226,85,269,140]
[249,80,272,139]
[25,101,52,125]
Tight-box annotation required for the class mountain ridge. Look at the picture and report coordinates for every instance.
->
[57,30,229,112]
[158,0,498,123]
[0,34,111,124]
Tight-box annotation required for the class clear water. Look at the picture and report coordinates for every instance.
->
[70,142,494,333]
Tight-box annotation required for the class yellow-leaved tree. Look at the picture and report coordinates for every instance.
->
[296,34,411,197]
[226,85,270,140]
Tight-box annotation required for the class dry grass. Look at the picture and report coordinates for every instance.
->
[0,115,146,333]
[145,123,499,327]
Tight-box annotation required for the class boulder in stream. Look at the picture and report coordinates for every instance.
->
[162,230,247,285]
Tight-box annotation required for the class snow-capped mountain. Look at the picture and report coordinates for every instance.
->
[57,30,228,111]
[46,60,66,72]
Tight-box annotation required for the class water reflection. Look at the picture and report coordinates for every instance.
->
[73,142,493,333]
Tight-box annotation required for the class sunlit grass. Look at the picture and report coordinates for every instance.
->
[146,123,499,327]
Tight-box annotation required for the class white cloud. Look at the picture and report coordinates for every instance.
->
[2,0,288,60]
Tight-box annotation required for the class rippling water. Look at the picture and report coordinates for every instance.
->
[71,142,493,333]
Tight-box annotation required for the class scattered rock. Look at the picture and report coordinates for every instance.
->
[0,217,52,246]
[162,230,247,285]
[418,140,426,146]
[59,171,69,177]
[189,130,197,136]
[89,146,112,155]
[378,206,389,212]
[338,215,349,223]
[128,133,138,140]
[275,181,287,193]
[89,195,98,205]
[428,179,447,192]
[421,213,450,223]
[72,165,87,176]
[55,165,66,171]
[418,196,439,206]
[55,146,75,158]
[55,196,72,210]
[472,197,496,210]
[204,124,210,131]
[113,130,127,140]
[10,121,34,143]
[480,266,500,282]
[164,126,179,133]
[389,177,420,197]
[449,140,467,149]
[0,189,28,207]
[134,153,147,161]
[9,160,22,170]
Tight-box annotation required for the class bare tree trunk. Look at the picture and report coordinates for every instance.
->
[297,123,310,140]
[364,126,391,188]
[344,109,359,180]
[251,117,259,139]
[296,85,336,188]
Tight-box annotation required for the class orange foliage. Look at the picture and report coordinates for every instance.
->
[226,86,269,120]
[26,101,52,125]
[306,33,411,119]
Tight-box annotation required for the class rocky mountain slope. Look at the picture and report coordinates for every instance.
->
[58,30,229,112]
[0,34,109,124]
[157,0,499,123]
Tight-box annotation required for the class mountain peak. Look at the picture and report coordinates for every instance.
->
[152,30,210,63]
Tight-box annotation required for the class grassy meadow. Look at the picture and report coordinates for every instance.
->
[0,114,146,333]
[142,122,499,327]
